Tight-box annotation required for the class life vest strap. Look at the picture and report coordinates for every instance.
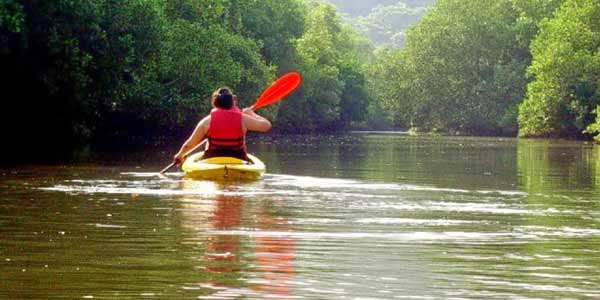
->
[207,136,244,150]
[207,136,244,142]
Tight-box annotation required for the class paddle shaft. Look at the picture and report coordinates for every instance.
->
[159,139,208,174]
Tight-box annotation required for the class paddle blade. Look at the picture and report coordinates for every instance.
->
[251,72,301,110]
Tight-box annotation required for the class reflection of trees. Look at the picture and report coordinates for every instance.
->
[517,139,597,194]
[514,139,600,298]
[516,138,600,227]
[595,146,600,191]
[423,140,600,298]
[353,135,518,189]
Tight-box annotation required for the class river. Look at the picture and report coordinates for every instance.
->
[1,133,599,299]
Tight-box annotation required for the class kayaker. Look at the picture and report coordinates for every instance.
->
[172,87,272,165]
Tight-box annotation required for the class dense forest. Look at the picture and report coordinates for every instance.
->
[369,0,600,139]
[0,0,372,156]
[1,0,599,159]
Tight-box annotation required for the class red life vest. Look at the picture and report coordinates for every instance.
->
[207,108,245,151]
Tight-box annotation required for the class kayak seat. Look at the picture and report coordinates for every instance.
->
[197,156,248,165]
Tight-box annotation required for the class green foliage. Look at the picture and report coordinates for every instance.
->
[518,0,600,138]
[7,0,600,159]
[15,0,166,143]
[1,0,256,148]
[367,0,565,135]
[163,0,225,24]
[160,20,273,121]
[276,2,373,132]
[584,106,600,142]
[1,0,375,155]
[0,0,23,33]
[277,3,343,131]
[231,0,306,67]
[1,1,125,147]
[511,0,565,49]
[365,48,413,128]
[337,26,373,126]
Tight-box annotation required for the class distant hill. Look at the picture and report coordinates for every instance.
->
[323,0,435,47]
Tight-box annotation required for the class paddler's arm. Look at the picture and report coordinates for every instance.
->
[242,108,272,132]
[173,116,210,164]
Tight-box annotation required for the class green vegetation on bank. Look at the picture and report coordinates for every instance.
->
[366,0,599,140]
[518,0,600,140]
[0,0,372,155]
[1,0,600,158]
[367,0,562,135]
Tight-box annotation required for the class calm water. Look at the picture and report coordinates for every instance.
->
[1,134,600,299]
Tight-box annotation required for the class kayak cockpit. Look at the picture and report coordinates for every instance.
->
[181,152,265,181]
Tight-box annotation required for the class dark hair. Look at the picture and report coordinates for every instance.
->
[212,87,234,109]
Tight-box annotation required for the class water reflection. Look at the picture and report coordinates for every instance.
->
[251,204,295,298]
[434,139,600,299]
[265,134,521,190]
[517,139,598,192]
[178,180,295,299]
[3,135,600,299]
[205,196,243,275]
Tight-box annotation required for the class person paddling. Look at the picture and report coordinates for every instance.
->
[172,87,272,165]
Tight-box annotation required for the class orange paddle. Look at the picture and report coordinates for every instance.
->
[250,72,301,110]
[160,72,302,174]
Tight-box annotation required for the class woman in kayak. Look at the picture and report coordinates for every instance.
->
[172,87,272,164]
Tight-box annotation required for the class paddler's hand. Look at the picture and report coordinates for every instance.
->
[243,107,257,117]
[173,153,184,166]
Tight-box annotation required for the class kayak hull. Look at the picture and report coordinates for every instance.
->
[181,152,265,181]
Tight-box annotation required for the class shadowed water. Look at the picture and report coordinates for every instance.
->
[1,134,599,299]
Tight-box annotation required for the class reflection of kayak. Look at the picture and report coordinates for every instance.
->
[181,152,265,181]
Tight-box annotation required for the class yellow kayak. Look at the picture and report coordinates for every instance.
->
[181,152,265,181]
